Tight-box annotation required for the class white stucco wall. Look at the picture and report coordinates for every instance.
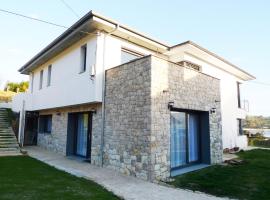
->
[12,33,159,112]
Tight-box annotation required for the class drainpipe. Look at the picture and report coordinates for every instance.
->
[18,100,25,147]
[100,24,119,167]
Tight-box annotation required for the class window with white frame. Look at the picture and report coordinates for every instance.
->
[47,65,52,86]
[39,70,43,90]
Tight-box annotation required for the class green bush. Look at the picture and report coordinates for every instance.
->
[253,139,270,148]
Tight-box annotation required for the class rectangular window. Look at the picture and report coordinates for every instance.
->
[121,48,143,64]
[39,70,43,90]
[237,82,241,108]
[80,44,87,73]
[237,119,243,135]
[47,65,52,86]
[31,73,34,93]
[39,115,52,134]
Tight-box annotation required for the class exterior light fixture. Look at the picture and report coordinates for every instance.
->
[90,109,97,114]
[210,108,216,114]
[168,101,174,110]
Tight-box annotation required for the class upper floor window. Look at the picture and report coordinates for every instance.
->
[39,115,52,134]
[31,73,34,93]
[47,65,52,87]
[80,44,87,73]
[121,48,143,64]
[39,70,43,90]
[237,82,241,108]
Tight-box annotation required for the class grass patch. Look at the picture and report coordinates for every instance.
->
[169,149,270,200]
[0,156,120,200]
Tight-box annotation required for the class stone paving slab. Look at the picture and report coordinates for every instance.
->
[24,146,230,200]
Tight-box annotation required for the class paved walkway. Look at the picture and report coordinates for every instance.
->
[24,146,229,200]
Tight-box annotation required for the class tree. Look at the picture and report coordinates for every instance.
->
[4,81,29,92]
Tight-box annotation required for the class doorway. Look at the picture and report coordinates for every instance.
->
[170,111,200,169]
[66,112,92,159]
[24,111,39,146]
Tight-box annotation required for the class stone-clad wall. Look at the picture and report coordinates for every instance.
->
[37,112,68,155]
[37,103,102,164]
[104,58,152,180]
[150,56,222,181]
[105,55,222,181]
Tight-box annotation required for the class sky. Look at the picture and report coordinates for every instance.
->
[0,0,269,116]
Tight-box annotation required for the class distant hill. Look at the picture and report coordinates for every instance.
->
[0,90,16,102]
[244,116,270,129]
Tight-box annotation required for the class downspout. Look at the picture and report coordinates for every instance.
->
[18,100,25,147]
[100,24,119,167]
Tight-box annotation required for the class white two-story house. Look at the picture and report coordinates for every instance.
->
[12,11,255,181]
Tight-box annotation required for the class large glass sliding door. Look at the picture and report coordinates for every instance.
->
[170,112,187,168]
[188,114,200,163]
[170,111,200,169]
[76,113,89,157]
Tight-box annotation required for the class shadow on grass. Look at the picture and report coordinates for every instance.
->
[168,149,270,200]
[0,156,120,200]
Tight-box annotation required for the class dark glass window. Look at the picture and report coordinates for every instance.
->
[39,70,43,90]
[237,119,243,135]
[80,44,87,73]
[237,82,241,108]
[39,115,52,134]
[47,65,52,86]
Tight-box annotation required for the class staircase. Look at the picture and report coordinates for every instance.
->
[0,108,21,156]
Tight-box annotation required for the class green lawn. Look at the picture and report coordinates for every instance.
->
[0,156,120,200]
[169,149,270,200]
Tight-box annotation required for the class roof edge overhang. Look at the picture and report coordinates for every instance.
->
[19,11,169,74]
[167,41,256,81]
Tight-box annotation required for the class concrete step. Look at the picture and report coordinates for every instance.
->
[0,136,17,140]
[0,146,20,151]
[0,135,16,138]
[0,131,13,133]
[0,142,18,145]
[0,143,19,148]
[0,134,15,137]
[0,146,19,149]
[0,129,13,132]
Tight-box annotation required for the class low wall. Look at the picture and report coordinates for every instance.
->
[0,102,12,109]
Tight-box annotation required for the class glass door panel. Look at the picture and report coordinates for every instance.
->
[170,112,187,168]
[76,113,89,157]
[188,113,199,162]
